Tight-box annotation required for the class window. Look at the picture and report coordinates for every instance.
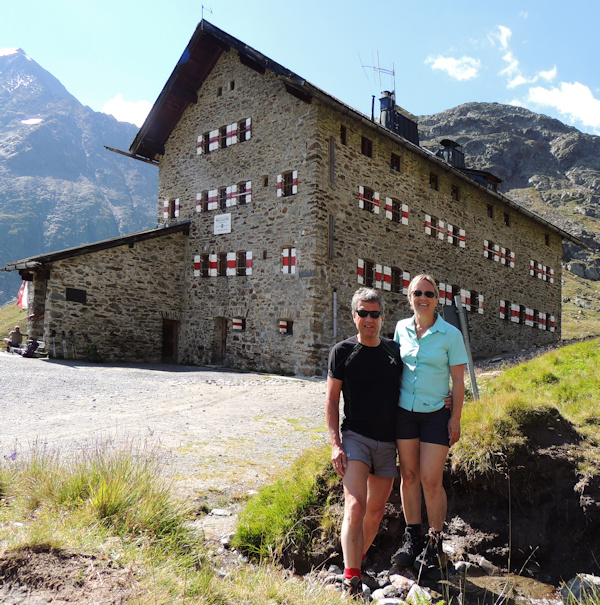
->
[282,247,296,274]
[519,305,526,325]
[263,175,269,187]
[238,118,251,141]
[340,124,347,145]
[429,173,438,190]
[364,260,375,287]
[200,253,210,277]
[230,80,235,91]
[236,251,247,276]
[237,181,249,205]
[232,317,246,331]
[504,212,511,227]
[217,86,222,97]
[487,204,494,219]
[389,198,402,223]
[66,287,87,303]
[219,126,227,149]
[545,233,550,246]
[217,252,227,276]
[218,187,227,211]
[500,299,511,321]
[279,319,293,335]
[391,153,401,171]
[282,171,295,197]
[391,267,403,294]
[450,184,459,201]
[361,187,375,213]
[470,290,479,313]
[361,136,373,158]
[198,190,208,212]
[427,214,439,239]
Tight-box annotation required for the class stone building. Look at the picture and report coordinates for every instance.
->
[3,20,582,376]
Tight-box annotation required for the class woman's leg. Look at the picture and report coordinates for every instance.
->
[419,442,449,532]
[396,438,421,524]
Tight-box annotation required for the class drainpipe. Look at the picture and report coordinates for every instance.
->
[333,288,338,340]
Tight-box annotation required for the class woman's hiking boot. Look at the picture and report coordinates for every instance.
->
[391,526,423,567]
[414,529,447,571]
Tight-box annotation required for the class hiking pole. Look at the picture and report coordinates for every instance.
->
[50,329,56,358]
[69,330,77,359]
[62,331,68,360]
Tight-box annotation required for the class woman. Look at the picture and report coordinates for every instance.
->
[392,274,468,570]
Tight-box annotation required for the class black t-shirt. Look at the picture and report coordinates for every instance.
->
[328,336,402,442]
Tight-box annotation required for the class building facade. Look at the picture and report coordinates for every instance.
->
[4,21,580,376]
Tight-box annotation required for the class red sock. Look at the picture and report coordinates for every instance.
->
[344,567,362,580]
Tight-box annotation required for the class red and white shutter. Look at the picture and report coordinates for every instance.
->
[510,251,515,268]
[292,170,298,195]
[437,220,445,240]
[233,317,244,331]
[530,260,535,276]
[484,240,490,258]
[193,255,201,277]
[425,214,432,236]
[549,267,554,283]
[478,294,484,314]
[383,266,391,291]
[174,198,180,218]
[163,199,169,219]
[226,123,238,146]
[246,251,253,276]
[357,259,365,283]
[277,174,283,197]
[447,224,454,244]
[196,193,203,213]
[282,248,296,275]
[196,134,204,155]
[445,284,453,306]
[494,244,500,262]
[459,229,466,248]
[402,204,409,225]
[226,252,236,276]
[226,184,237,208]
[208,189,218,211]
[539,312,546,330]
[375,264,382,289]
[385,197,393,220]
[279,320,288,334]
[244,118,252,141]
[373,191,380,214]
[439,283,447,306]
[537,262,543,279]
[511,303,520,323]
[501,247,507,265]
[209,129,219,152]
[543,265,548,281]
[403,271,410,295]
[549,315,556,332]
[358,186,364,209]
[525,308,534,326]
[244,181,252,204]
[209,254,217,277]
[500,300,506,320]
[461,289,471,312]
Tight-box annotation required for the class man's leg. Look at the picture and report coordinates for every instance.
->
[362,474,394,555]
[341,459,371,572]
[396,438,422,524]
[419,442,449,532]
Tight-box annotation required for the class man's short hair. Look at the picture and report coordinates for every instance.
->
[351,287,384,314]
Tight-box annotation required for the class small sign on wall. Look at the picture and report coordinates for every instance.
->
[214,213,232,234]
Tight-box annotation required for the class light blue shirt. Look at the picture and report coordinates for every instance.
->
[394,313,468,413]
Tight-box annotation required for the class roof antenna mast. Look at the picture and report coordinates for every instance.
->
[202,5,213,19]
[360,51,395,93]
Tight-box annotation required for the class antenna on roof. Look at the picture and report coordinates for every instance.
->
[360,52,395,91]
[202,5,213,19]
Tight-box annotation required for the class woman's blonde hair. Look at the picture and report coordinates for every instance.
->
[407,274,439,304]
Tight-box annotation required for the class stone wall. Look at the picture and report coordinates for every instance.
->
[38,232,186,362]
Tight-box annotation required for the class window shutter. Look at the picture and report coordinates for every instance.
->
[478,294,484,314]
[425,215,432,235]
[483,240,489,258]
[277,174,283,197]
[209,254,217,277]
[537,262,543,279]
[510,251,515,268]
[163,199,169,219]
[244,118,252,141]
[530,260,535,276]
[233,318,244,330]
[459,229,466,248]
[499,300,506,320]
[539,312,546,330]
[292,170,298,194]
[437,220,445,240]
[196,193,203,213]
[208,189,218,211]
[494,244,500,262]
[358,186,364,209]
[226,252,236,276]
[289,248,296,274]
[439,283,447,305]
[549,267,554,283]
[375,264,382,289]
[193,255,200,277]
[196,134,204,155]
[245,181,252,204]
[549,315,555,332]
[385,197,392,220]
[402,271,410,295]
[279,320,288,334]
[447,224,453,244]
[501,247,506,265]
[226,184,237,207]
[526,308,534,326]
[209,129,219,152]
[402,204,409,225]
[357,259,365,284]
[373,192,380,214]
[511,303,520,323]
[383,266,391,291]
[543,265,548,281]
[246,250,253,276]
[445,285,453,306]
[226,122,238,146]
[174,198,180,218]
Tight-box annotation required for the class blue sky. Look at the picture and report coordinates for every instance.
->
[2,0,599,134]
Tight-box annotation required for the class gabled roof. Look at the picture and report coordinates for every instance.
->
[2,221,190,273]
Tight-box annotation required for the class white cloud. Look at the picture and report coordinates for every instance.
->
[539,66,557,82]
[491,25,512,50]
[102,94,152,127]
[527,81,600,132]
[425,55,481,81]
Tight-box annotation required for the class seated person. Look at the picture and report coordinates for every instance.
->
[4,325,23,351]
[21,337,39,358]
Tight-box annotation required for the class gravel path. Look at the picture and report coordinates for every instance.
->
[0,353,328,502]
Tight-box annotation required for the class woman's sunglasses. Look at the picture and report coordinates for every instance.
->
[411,290,436,298]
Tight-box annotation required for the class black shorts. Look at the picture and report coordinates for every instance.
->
[396,406,451,446]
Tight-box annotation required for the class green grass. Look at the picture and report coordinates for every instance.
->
[0,300,28,342]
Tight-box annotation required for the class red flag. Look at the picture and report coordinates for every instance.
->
[17,281,29,309]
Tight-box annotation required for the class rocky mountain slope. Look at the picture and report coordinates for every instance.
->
[0,49,157,305]
[418,102,600,279]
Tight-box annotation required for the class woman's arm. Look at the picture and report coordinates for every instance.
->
[447,364,465,446]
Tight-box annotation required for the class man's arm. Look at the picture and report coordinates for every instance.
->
[325,376,347,477]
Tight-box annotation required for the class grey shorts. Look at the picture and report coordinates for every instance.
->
[341,430,398,478]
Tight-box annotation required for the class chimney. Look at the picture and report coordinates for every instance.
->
[378,91,419,146]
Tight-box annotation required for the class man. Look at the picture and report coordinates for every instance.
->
[4,325,23,351]
[326,288,401,596]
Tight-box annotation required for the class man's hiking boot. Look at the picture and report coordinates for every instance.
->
[342,575,363,598]
[391,526,423,567]
[414,529,448,571]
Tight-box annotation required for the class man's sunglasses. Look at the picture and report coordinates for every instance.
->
[356,309,382,318]
[412,290,436,298]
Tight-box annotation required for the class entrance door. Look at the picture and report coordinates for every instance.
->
[218,317,227,364]
[162,319,178,363]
